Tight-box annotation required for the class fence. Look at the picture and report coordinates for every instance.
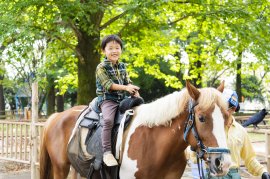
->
[0,82,41,179]
[245,128,270,172]
[0,121,44,164]
[0,83,83,179]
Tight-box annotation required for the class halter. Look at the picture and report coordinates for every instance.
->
[183,100,230,179]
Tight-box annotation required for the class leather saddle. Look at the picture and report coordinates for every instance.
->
[68,97,144,178]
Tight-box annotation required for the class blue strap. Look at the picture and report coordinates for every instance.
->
[183,115,194,142]
[197,156,206,179]
[184,100,197,142]
[207,147,230,154]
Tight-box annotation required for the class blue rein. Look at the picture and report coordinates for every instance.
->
[183,100,230,179]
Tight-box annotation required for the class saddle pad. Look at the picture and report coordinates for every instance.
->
[84,109,100,121]
[68,106,90,144]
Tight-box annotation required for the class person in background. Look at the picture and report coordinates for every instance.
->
[205,89,270,179]
[96,34,140,167]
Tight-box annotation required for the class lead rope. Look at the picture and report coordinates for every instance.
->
[196,156,206,179]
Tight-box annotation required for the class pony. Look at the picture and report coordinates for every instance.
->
[40,81,231,179]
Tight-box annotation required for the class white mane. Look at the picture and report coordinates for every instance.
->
[134,90,189,127]
[134,87,225,128]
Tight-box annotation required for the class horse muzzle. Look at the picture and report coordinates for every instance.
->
[207,148,231,177]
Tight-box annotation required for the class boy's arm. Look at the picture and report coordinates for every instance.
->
[96,64,140,94]
[96,66,113,91]
[241,130,267,176]
[111,83,140,95]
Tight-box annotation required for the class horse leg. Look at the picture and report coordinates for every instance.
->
[51,162,70,179]
[49,144,71,179]
[47,134,71,179]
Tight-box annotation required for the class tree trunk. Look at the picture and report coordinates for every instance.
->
[47,81,55,116]
[75,11,104,105]
[236,51,242,102]
[56,93,64,112]
[194,60,202,88]
[0,75,5,119]
[70,92,77,107]
[77,33,100,105]
[38,92,47,116]
[189,56,202,88]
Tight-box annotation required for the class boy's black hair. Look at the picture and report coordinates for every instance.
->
[101,34,123,50]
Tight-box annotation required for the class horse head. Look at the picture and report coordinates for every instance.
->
[185,80,231,177]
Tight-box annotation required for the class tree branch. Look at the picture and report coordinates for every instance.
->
[258,71,268,85]
[67,20,83,40]
[54,35,76,51]
[171,0,198,4]
[169,8,249,26]
[210,67,230,86]
[117,19,131,36]
[100,10,129,30]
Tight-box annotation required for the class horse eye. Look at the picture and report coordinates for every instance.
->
[199,116,205,122]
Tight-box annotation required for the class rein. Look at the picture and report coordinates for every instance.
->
[183,100,230,179]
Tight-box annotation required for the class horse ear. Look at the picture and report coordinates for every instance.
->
[186,80,200,101]
[217,80,225,92]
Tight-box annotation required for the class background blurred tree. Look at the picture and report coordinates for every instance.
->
[0,65,5,119]
[0,0,269,112]
[241,75,264,102]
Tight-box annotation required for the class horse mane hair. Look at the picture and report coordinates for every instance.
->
[135,87,227,127]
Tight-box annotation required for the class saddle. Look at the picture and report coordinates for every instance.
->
[67,97,144,178]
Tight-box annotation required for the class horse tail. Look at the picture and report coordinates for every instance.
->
[40,113,58,179]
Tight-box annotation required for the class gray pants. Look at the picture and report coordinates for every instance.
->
[100,100,118,153]
[205,168,241,179]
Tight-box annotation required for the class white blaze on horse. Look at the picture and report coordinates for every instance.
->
[40,81,231,179]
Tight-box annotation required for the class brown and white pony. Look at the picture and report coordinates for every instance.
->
[40,81,231,179]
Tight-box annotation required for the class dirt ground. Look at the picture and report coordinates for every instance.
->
[0,160,30,173]
[0,160,30,179]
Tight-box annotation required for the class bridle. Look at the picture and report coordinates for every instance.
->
[183,100,230,179]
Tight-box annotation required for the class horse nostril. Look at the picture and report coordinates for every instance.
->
[215,158,221,167]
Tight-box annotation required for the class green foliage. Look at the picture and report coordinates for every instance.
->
[42,35,78,95]
[241,75,264,102]
[0,0,270,105]
[131,68,175,102]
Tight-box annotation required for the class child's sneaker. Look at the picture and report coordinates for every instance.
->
[103,152,118,166]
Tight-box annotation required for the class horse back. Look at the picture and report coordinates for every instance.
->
[45,105,87,132]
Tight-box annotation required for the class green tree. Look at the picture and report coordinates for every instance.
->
[241,75,264,102]
[1,0,270,106]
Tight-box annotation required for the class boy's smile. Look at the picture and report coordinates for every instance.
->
[103,41,122,64]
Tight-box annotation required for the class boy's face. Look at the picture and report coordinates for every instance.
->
[103,41,122,64]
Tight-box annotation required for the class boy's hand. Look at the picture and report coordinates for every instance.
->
[126,84,140,95]
[133,90,140,97]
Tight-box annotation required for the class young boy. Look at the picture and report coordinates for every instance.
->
[96,34,140,166]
